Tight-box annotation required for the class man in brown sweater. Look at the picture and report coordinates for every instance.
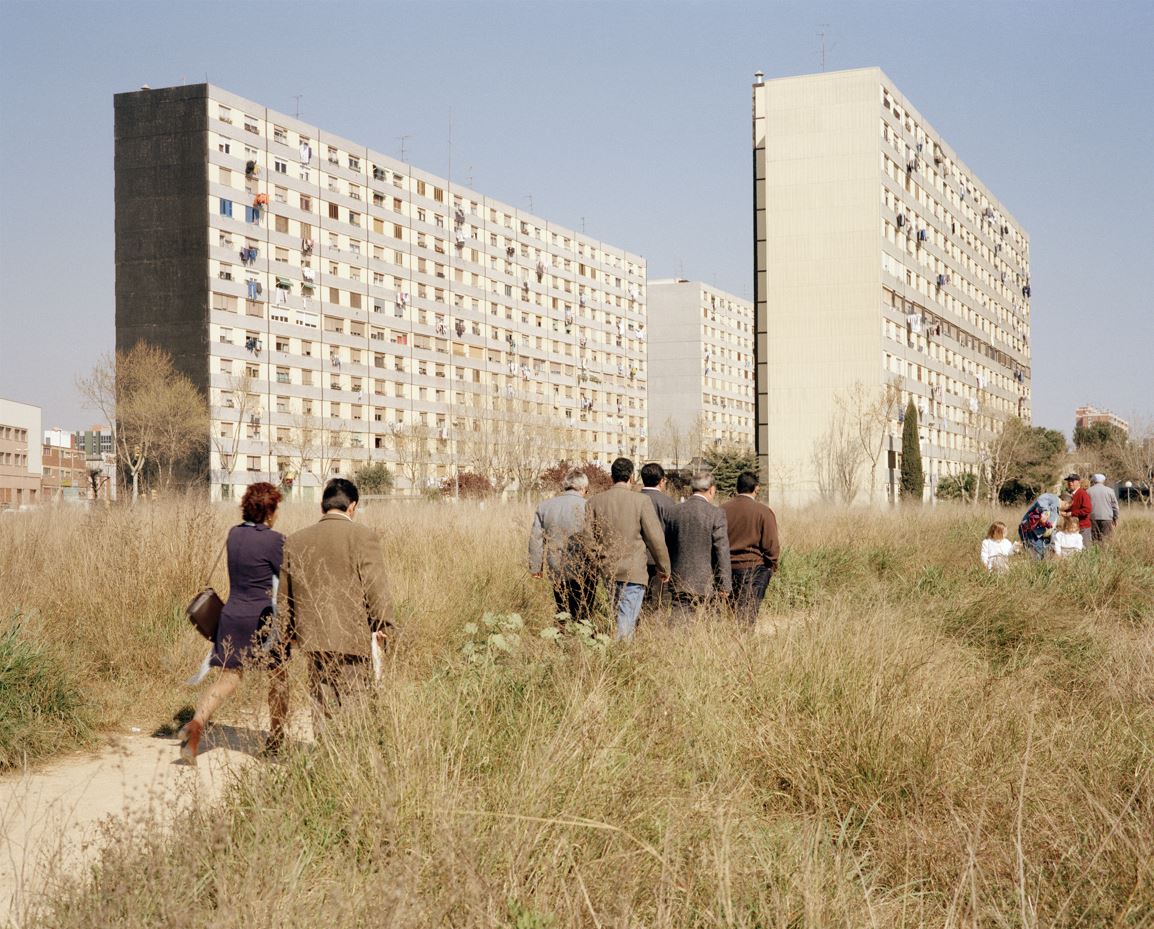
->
[720,471,781,626]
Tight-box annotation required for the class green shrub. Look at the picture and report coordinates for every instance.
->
[0,614,93,769]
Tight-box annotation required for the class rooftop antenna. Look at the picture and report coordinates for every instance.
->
[524,194,534,214]
[397,135,411,163]
[466,165,474,188]
[818,24,831,71]
[580,216,586,234]
[292,94,303,119]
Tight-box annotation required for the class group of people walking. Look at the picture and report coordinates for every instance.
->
[529,458,781,637]
[182,461,780,764]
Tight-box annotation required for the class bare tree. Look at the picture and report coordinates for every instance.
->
[842,379,903,504]
[1115,419,1154,507]
[812,405,866,505]
[277,414,346,498]
[389,420,435,494]
[976,413,1033,504]
[649,416,686,471]
[77,343,206,503]
[209,374,258,491]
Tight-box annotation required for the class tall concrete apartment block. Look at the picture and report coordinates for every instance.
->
[753,68,1032,504]
[115,85,648,499]
[647,280,755,454]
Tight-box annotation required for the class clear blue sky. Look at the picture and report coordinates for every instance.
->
[1,0,1151,436]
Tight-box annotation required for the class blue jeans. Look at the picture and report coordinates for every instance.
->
[613,582,646,640]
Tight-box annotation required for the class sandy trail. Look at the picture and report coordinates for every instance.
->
[0,727,262,927]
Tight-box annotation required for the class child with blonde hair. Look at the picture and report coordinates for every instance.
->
[980,521,1019,573]
[1051,513,1084,558]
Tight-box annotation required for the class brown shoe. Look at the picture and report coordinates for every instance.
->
[178,719,204,766]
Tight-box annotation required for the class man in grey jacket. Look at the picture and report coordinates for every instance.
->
[665,472,732,619]
[1088,473,1120,543]
[529,468,594,621]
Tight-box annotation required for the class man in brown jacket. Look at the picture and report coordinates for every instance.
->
[721,471,781,626]
[584,457,671,639]
[278,478,392,734]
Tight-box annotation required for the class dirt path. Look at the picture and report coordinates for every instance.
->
[0,728,261,927]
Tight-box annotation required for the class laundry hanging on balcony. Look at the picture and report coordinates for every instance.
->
[239,246,259,265]
[245,161,258,178]
[299,142,312,164]
[246,279,263,300]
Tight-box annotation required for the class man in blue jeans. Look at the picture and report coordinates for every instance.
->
[585,457,671,639]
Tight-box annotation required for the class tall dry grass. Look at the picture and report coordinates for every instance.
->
[3,500,1154,926]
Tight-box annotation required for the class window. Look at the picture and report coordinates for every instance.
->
[275,215,289,234]
[274,159,287,174]
[273,126,287,144]
[218,140,231,154]
[349,211,360,227]
[348,155,360,170]
[274,186,287,204]
[328,203,339,220]
[244,115,259,134]
[300,194,312,212]
[217,106,232,124]
[247,456,261,472]
[416,180,426,196]
[219,198,234,217]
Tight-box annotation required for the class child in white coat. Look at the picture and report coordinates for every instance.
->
[981,521,1019,573]
[1051,514,1085,558]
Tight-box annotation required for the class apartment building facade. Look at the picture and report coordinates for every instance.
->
[1075,406,1129,436]
[647,279,755,458]
[753,68,1032,505]
[41,430,89,500]
[0,399,43,509]
[115,85,648,500]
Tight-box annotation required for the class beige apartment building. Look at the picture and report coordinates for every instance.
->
[647,279,755,460]
[753,68,1032,504]
[115,85,648,500]
[0,399,42,509]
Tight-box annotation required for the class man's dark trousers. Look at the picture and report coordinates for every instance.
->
[552,573,595,623]
[731,565,772,625]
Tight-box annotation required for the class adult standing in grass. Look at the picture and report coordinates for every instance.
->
[665,472,732,620]
[1063,473,1093,549]
[1088,473,1119,543]
[528,468,595,622]
[721,471,780,625]
[639,462,676,613]
[585,457,670,640]
[277,478,393,736]
[179,482,288,765]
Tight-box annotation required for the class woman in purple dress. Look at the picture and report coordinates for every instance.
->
[179,483,288,764]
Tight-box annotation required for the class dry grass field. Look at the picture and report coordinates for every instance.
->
[2,499,1153,927]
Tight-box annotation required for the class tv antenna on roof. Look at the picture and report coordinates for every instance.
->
[292,94,303,118]
[397,135,411,163]
[818,24,831,71]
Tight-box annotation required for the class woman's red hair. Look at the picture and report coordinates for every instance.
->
[241,482,282,524]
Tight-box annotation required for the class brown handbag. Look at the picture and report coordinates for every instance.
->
[186,538,228,641]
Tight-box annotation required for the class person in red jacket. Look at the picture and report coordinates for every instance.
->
[1063,473,1093,549]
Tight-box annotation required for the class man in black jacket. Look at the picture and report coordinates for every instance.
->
[639,462,675,613]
